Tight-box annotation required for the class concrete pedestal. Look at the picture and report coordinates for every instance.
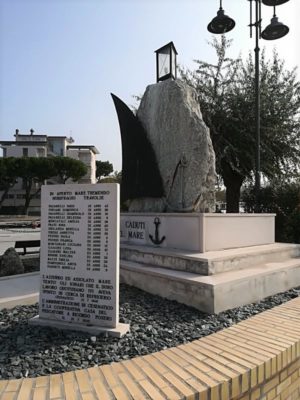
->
[120,213,300,314]
[121,213,275,252]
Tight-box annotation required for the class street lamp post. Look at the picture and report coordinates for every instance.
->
[207,0,290,212]
[254,0,261,212]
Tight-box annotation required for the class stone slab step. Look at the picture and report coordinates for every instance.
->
[120,257,300,314]
[120,242,300,275]
[0,293,39,310]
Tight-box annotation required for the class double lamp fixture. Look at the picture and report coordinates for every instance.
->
[207,0,290,209]
[208,0,289,40]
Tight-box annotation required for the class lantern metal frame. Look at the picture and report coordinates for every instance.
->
[155,41,178,83]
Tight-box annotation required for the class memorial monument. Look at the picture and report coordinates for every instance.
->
[112,44,216,213]
[30,183,129,337]
[113,42,300,314]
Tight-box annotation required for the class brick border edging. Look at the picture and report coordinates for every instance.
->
[2,298,300,400]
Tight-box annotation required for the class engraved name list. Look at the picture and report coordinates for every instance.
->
[39,184,120,329]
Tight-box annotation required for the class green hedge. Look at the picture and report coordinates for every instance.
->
[242,182,300,243]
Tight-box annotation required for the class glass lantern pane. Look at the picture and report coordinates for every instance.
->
[171,49,176,77]
[158,51,170,78]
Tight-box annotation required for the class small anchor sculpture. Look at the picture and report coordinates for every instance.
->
[149,217,166,245]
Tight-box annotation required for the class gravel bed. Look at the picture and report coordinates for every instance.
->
[1,283,300,379]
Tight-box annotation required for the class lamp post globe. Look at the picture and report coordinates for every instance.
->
[207,8,235,34]
[261,16,289,40]
[262,0,290,6]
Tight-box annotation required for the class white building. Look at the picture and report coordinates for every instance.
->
[0,129,99,214]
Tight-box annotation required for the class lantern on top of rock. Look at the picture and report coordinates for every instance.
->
[155,42,178,83]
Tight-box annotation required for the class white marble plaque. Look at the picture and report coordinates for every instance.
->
[39,184,119,328]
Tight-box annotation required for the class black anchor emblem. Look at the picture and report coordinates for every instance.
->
[149,217,166,245]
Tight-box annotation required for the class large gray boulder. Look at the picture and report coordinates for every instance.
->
[0,247,24,277]
[130,79,216,212]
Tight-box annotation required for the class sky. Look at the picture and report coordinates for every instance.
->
[0,0,299,172]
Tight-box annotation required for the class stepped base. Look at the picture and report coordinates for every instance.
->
[121,242,300,275]
[120,243,300,313]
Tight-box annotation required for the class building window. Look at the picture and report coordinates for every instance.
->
[3,148,7,157]
[23,148,28,157]
[37,148,45,157]
[4,194,14,199]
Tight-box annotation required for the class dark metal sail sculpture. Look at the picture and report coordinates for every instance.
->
[111,94,164,203]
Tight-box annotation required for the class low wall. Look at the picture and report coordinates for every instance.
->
[120,213,275,252]
[238,359,300,400]
[0,271,39,310]
[1,296,300,399]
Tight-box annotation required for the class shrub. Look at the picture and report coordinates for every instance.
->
[243,182,300,243]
